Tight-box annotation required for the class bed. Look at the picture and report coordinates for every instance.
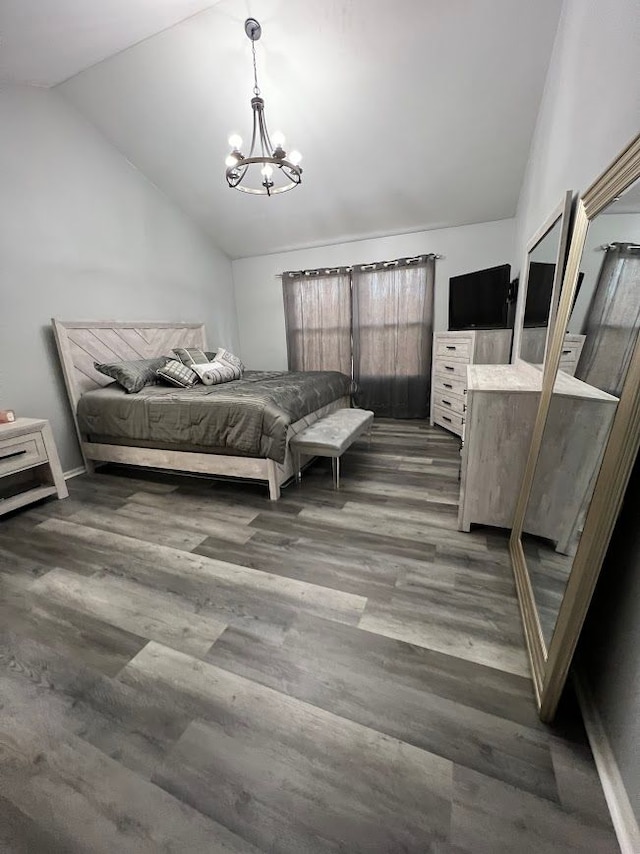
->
[52,320,351,499]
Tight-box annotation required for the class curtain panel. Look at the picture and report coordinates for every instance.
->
[352,257,435,418]
[576,243,640,396]
[282,270,352,375]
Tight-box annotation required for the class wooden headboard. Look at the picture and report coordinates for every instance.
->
[52,319,207,413]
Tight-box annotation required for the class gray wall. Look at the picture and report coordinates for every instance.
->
[514,0,640,261]
[0,84,239,472]
[513,0,640,822]
[232,219,515,370]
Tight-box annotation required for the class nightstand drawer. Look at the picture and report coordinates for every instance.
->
[434,359,468,380]
[0,432,47,476]
[435,339,472,361]
[433,374,466,398]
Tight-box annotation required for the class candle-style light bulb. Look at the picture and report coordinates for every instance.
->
[288,150,302,165]
[228,134,243,150]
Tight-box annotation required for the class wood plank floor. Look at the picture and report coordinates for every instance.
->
[0,421,618,853]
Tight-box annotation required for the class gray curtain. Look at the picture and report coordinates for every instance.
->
[576,243,640,396]
[282,270,352,375]
[352,257,435,418]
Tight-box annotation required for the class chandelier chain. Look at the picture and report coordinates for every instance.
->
[251,38,260,96]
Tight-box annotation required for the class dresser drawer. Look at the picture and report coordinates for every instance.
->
[433,374,467,398]
[559,358,578,376]
[435,339,472,361]
[434,359,468,380]
[560,343,582,360]
[432,390,466,416]
[0,431,47,476]
[433,404,464,436]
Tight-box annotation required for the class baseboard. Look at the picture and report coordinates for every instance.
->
[573,669,640,854]
[63,465,86,481]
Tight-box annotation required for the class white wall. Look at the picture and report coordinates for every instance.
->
[232,219,515,370]
[514,0,640,258]
[0,85,238,472]
[513,0,640,827]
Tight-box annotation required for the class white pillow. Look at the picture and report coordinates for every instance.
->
[191,361,241,386]
[214,347,244,373]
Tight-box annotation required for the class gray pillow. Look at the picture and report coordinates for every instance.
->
[94,357,168,393]
[157,359,199,388]
[172,347,209,367]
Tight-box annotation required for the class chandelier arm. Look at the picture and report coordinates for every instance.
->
[248,104,259,159]
[259,109,273,159]
[258,102,275,156]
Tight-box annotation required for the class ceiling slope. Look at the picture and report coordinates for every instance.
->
[53,0,564,258]
[0,0,223,86]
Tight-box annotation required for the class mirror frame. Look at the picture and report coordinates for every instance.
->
[511,190,573,366]
[509,132,640,721]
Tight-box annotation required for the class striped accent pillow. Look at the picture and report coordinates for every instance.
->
[157,359,199,388]
[94,357,168,393]
[214,347,245,373]
[191,361,242,386]
[172,347,209,367]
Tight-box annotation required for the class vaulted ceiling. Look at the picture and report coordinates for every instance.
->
[1,0,564,258]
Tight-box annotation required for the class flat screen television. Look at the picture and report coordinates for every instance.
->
[448,264,511,330]
[524,261,555,327]
[524,264,584,327]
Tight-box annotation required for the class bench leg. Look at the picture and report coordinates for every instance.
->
[331,456,340,490]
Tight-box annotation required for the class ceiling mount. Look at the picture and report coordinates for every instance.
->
[244,18,261,41]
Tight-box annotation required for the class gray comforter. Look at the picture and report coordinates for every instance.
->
[77,370,351,464]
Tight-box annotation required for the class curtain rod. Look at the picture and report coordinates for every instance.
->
[276,253,443,278]
[597,242,640,250]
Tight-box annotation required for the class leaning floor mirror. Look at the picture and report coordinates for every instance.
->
[510,132,640,721]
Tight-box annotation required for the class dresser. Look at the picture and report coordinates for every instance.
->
[558,333,585,376]
[430,329,512,438]
[0,418,68,516]
[458,363,617,553]
[519,329,585,375]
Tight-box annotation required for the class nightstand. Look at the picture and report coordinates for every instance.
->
[0,418,68,517]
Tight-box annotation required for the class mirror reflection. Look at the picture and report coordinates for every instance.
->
[519,217,563,364]
[523,177,640,649]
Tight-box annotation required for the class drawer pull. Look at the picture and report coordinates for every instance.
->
[562,349,571,355]
[442,399,452,406]
[444,365,454,371]
[0,449,27,463]
[443,382,453,389]
[446,345,456,350]
[442,416,452,423]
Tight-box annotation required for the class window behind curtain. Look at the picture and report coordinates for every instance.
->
[352,259,434,418]
[282,271,352,375]
[576,244,640,396]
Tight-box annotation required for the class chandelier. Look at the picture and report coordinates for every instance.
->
[225,18,302,196]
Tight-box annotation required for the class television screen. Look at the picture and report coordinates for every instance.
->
[448,264,511,330]
[524,261,555,327]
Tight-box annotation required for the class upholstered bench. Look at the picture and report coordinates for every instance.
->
[291,408,374,489]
